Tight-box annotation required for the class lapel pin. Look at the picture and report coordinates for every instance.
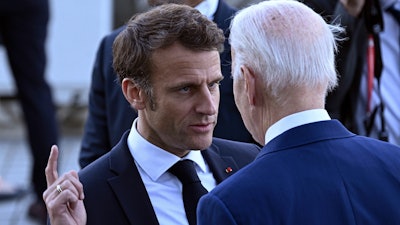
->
[225,167,233,173]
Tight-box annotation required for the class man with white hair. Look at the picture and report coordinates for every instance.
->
[197,1,400,224]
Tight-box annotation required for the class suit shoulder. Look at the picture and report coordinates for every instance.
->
[211,137,260,156]
[106,26,125,40]
[78,152,110,184]
[79,131,131,184]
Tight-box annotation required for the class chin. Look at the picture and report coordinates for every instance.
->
[190,135,213,150]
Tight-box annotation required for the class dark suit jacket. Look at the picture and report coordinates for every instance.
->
[79,131,260,225]
[198,120,400,225]
[79,0,255,168]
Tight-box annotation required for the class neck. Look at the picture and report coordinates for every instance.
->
[261,87,326,139]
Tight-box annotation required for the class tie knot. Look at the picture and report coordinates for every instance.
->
[169,160,200,184]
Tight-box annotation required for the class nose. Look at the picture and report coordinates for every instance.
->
[196,86,218,115]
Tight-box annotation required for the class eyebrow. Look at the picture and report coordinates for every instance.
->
[170,75,224,89]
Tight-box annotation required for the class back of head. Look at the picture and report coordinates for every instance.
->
[113,3,225,88]
[230,0,342,98]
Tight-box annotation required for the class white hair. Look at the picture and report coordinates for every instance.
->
[229,0,343,98]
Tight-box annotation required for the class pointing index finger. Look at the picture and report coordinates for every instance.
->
[45,145,59,187]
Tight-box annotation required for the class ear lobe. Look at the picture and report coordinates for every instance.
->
[122,78,146,110]
[241,66,256,106]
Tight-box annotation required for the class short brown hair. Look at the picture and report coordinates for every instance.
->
[112,3,225,91]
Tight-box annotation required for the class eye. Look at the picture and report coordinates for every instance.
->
[209,81,221,90]
[179,86,191,93]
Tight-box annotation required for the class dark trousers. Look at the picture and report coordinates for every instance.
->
[0,0,59,201]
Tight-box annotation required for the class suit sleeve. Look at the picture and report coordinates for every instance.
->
[197,194,238,225]
[79,36,112,168]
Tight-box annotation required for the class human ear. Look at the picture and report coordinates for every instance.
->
[121,78,146,110]
[241,65,256,106]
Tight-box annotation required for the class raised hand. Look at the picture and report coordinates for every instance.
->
[43,145,87,225]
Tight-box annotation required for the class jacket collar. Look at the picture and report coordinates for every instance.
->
[259,120,356,158]
[107,132,242,225]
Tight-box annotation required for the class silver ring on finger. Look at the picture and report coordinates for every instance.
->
[56,184,63,194]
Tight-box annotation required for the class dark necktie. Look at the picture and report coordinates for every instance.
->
[168,160,208,225]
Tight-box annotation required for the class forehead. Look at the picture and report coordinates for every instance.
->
[151,42,222,83]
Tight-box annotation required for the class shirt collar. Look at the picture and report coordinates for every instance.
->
[127,119,207,181]
[265,109,331,145]
[195,0,219,20]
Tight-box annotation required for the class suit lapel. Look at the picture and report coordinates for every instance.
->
[202,142,240,184]
[104,132,245,224]
[107,134,159,225]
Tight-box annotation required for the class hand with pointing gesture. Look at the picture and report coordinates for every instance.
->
[43,145,86,225]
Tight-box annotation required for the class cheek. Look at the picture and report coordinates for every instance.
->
[159,101,189,125]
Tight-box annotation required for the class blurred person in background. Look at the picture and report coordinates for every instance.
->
[303,0,399,145]
[354,0,400,145]
[79,0,256,169]
[301,0,367,130]
[0,0,59,223]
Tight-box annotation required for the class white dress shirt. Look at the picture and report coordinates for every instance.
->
[127,119,217,225]
[265,109,331,145]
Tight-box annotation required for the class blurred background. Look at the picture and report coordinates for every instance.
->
[0,0,263,140]
[0,0,260,114]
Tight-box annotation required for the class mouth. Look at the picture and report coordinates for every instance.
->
[189,122,215,133]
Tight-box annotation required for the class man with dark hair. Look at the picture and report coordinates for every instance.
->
[79,0,255,169]
[43,4,259,225]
